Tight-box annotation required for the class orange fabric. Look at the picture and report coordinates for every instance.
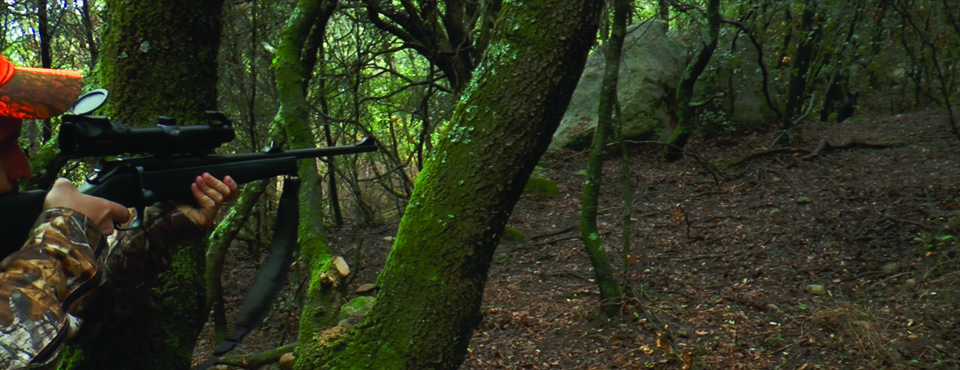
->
[15,66,82,79]
[0,56,13,86]
[0,55,82,120]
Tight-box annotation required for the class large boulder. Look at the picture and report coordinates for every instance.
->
[714,38,782,126]
[549,21,689,152]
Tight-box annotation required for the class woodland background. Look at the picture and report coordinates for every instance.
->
[1,0,958,369]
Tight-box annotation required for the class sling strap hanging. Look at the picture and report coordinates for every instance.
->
[197,178,301,370]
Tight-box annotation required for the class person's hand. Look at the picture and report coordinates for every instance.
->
[43,178,131,235]
[175,173,237,229]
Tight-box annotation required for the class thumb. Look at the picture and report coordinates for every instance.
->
[107,202,131,224]
[96,201,131,235]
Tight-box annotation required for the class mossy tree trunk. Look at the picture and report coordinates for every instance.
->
[206,180,269,341]
[818,2,863,122]
[208,0,340,350]
[580,0,629,318]
[296,1,602,369]
[783,0,820,128]
[658,0,670,26]
[270,0,347,367]
[60,0,224,369]
[662,0,720,162]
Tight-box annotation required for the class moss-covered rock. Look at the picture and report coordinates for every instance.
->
[501,226,526,243]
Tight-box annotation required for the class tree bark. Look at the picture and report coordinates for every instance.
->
[95,0,224,127]
[38,0,53,143]
[297,1,602,369]
[783,0,820,127]
[80,0,98,71]
[658,0,670,26]
[206,180,269,341]
[580,0,629,318]
[662,0,720,162]
[268,2,348,368]
[59,0,224,369]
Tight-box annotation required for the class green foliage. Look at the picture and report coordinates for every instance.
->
[914,234,958,251]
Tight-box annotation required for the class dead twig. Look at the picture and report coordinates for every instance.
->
[529,225,578,241]
[802,139,899,160]
[677,249,753,262]
[877,214,938,232]
[531,235,581,247]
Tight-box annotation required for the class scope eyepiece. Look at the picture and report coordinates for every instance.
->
[59,113,235,157]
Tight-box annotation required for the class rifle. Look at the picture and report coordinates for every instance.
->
[0,94,377,255]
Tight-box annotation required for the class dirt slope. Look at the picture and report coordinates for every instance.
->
[463,108,959,369]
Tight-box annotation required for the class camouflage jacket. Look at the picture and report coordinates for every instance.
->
[0,203,203,369]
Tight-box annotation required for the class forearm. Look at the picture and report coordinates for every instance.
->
[0,208,103,369]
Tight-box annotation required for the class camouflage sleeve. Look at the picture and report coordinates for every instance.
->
[0,208,102,369]
[0,203,206,369]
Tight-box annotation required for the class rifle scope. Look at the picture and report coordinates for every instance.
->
[59,112,235,157]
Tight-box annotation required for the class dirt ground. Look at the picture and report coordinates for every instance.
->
[195,105,960,369]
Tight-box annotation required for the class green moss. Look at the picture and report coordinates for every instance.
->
[339,296,376,324]
[523,176,559,197]
[501,226,526,243]
[56,346,85,369]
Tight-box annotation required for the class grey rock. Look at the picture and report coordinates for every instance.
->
[550,21,690,152]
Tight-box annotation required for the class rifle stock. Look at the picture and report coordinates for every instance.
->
[0,137,377,255]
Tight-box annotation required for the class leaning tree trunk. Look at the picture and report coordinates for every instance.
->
[580,0,629,318]
[662,0,719,162]
[296,1,602,369]
[269,0,347,363]
[59,0,224,369]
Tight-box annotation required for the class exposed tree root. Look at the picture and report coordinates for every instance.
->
[732,138,899,167]
[216,342,297,369]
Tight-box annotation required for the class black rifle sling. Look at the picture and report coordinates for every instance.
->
[198,178,301,370]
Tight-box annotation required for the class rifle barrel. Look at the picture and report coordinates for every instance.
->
[104,137,378,172]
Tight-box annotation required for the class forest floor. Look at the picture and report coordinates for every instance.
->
[194,106,960,370]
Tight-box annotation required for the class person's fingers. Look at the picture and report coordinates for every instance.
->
[181,173,242,229]
[200,173,231,202]
[89,197,129,234]
[191,181,215,210]
[222,176,238,202]
[105,199,132,224]
[197,176,224,204]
